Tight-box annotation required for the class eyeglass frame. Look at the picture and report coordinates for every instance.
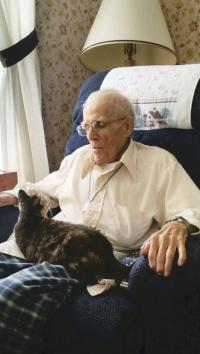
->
[77,116,127,136]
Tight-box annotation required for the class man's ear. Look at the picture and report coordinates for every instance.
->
[123,116,134,137]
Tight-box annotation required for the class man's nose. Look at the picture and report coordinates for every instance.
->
[87,126,98,140]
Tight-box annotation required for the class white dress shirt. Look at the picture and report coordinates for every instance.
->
[8,140,200,257]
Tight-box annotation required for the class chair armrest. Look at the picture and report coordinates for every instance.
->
[127,256,153,301]
[127,235,200,354]
[0,206,19,243]
[128,235,200,295]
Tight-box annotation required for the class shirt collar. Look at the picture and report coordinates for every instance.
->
[81,139,137,180]
[120,139,136,180]
[81,147,93,178]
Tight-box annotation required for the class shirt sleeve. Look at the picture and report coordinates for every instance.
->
[6,155,70,208]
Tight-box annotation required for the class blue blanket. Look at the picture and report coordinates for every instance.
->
[0,253,78,354]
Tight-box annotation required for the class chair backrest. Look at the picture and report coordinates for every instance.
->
[65,66,200,189]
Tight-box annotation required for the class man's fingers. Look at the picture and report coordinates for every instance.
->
[153,232,176,276]
[177,241,187,266]
[140,222,188,276]
[139,238,151,256]
[163,239,177,276]
[155,235,168,274]
[148,236,159,271]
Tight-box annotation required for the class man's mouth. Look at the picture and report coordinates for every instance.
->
[91,146,102,150]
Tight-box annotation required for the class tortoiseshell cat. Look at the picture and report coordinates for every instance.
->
[15,190,129,285]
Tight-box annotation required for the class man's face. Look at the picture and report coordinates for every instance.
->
[83,96,133,165]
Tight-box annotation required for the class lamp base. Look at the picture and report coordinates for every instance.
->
[124,58,135,66]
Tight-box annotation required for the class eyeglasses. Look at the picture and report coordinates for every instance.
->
[77,116,126,136]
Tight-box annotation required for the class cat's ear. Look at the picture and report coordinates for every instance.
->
[18,189,29,201]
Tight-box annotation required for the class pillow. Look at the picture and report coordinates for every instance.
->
[100,65,200,130]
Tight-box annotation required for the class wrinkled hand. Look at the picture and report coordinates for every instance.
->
[140,221,189,277]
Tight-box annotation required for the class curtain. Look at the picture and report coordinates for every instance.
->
[0,0,49,183]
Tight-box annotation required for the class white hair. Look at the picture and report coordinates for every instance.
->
[83,89,134,121]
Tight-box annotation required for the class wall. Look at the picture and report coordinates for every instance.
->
[36,0,200,171]
[160,0,200,63]
[36,0,101,171]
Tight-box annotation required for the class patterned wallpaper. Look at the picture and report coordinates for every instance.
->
[160,0,200,63]
[36,0,200,171]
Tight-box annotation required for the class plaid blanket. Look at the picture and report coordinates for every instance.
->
[0,252,78,354]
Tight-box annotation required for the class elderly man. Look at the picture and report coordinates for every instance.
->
[0,89,200,277]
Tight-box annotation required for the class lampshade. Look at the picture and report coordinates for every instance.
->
[80,0,177,71]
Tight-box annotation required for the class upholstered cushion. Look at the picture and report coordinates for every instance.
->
[44,287,142,354]
[101,65,200,130]
[0,206,19,242]
[128,235,200,354]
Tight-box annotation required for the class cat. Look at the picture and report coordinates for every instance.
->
[14,190,129,286]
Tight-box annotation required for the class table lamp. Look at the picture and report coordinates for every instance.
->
[80,0,177,71]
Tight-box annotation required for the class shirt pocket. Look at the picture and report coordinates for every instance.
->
[109,202,154,247]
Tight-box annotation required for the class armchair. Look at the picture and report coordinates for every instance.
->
[1,64,200,354]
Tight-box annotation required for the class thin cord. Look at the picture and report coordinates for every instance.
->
[88,163,123,203]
